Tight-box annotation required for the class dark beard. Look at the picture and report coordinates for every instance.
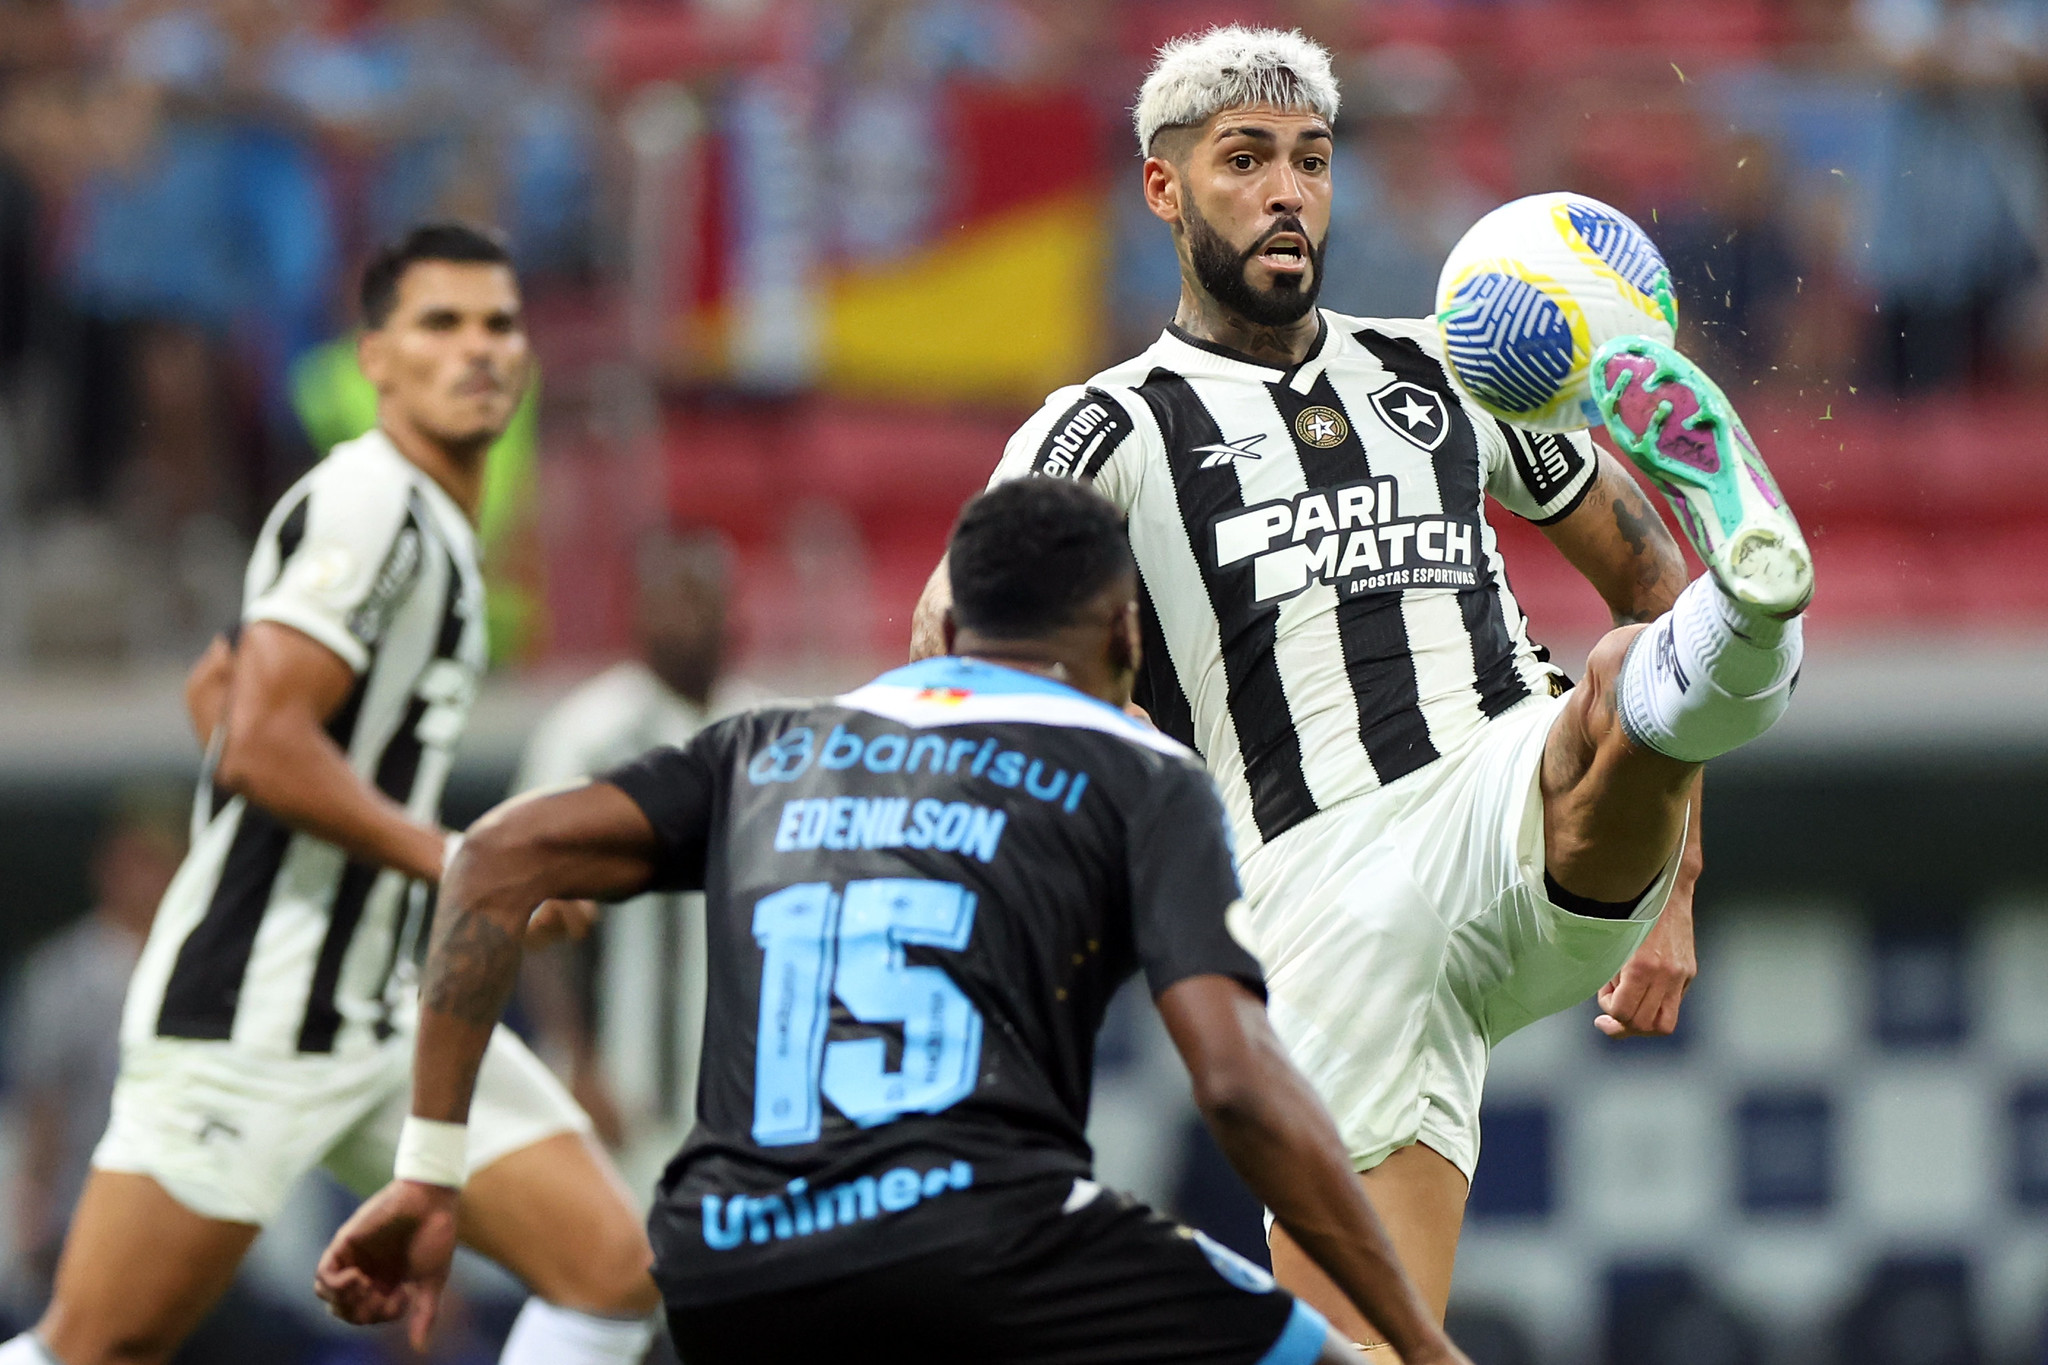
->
[1184,202,1326,328]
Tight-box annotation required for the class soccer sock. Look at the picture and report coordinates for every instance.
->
[498,1299,657,1365]
[0,1335,64,1365]
[1616,574,1802,764]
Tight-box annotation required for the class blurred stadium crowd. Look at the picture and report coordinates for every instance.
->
[0,0,2043,670]
[1,2,2047,1362]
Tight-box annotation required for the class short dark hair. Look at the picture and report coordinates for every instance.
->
[359,221,514,329]
[948,478,1136,638]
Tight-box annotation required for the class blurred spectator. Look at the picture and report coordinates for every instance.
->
[5,788,183,1303]
[512,530,733,1191]
[493,0,606,280]
[1319,44,1487,320]
[1660,133,1804,381]
[66,0,334,518]
[1708,0,1887,385]
[820,0,1035,263]
[1857,0,2047,390]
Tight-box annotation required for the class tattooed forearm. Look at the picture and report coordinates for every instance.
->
[423,908,520,1028]
[1607,477,1685,623]
[1612,490,1654,558]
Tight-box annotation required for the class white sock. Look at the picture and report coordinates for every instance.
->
[1616,575,1803,763]
[499,1299,657,1365]
[0,1336,63,1365]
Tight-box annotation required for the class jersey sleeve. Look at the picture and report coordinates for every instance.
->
[988,384,1147,514]
[1126,760,1267,1000]
[598,723,733,893]
[244,468,423,674]
[1483,419,1599,525]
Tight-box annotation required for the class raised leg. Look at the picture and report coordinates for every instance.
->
[1547,335,1813,905]
[1269,1142,1469,1358]
[27,1170,259,1365]
[1541,622,1699,903]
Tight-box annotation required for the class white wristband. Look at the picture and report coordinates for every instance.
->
[440,831,464,883]
[394,1116,469,1189]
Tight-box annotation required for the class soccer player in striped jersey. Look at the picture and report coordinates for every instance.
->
[911,27,1811,1356]
[0,225,660,1365]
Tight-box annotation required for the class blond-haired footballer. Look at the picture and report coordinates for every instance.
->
[913,27,1811,1356]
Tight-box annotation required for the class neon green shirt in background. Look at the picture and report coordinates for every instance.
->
[289,336,541,663]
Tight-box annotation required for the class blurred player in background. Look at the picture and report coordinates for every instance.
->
[912,26,1811,1355]
[317,478,1476,1365]
[6,790,182,1304]
[514,531,732,1185]
[0,224,661,1365]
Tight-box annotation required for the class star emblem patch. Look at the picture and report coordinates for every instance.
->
[1293,405,1348,449]
[1368,381,1450,452]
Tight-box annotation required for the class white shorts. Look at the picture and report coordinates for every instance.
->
[91,1025,591,1225]
[1243,694,1683,1182]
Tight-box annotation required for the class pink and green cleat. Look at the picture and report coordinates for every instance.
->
[1590,336,1813,617]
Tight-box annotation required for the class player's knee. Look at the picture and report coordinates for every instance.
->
[1582,622,1649,693]
[536,1222,660,1316]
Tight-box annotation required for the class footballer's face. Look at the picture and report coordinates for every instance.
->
[1147,106,1333,327]
[360,261,530,451]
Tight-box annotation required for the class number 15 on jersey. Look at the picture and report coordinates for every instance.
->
[750,879,984,1147]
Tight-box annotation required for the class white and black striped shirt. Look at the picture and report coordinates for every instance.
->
[991,312,1595,855]
[123,430,487,1056]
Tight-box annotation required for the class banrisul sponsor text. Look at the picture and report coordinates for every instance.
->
[749,720,1096,864]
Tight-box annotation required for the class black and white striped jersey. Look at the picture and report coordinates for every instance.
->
[990,312,1596,855]
[123,430,487,1057]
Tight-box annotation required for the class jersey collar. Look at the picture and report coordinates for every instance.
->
[842,658,1190,757]
[357,426,478,558]
[1161,312,1330,386]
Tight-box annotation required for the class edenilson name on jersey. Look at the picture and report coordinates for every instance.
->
[773,797,1008,862]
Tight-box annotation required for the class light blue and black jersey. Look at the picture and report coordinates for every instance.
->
[601,657,1264,1308]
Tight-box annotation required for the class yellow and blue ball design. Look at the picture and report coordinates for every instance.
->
[1435,192,1678,434]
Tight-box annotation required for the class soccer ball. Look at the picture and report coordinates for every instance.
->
[1434,192,1678,434]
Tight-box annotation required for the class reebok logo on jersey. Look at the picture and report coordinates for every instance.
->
[1195,433,1267,469]
[1367,381,1450,452]
[1031,388,1132,481]
[1213,477,1480,604]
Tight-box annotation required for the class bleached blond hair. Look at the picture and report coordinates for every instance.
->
[1133,26,1340,157]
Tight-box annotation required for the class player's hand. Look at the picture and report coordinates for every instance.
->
[1594,892,1695,1039]
[314,1178,459,1349]
[526,898,600,947]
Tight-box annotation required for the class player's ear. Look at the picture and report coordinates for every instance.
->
[940,606,960,657]
[357,327,389,391]
[1142,155,1182,226]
